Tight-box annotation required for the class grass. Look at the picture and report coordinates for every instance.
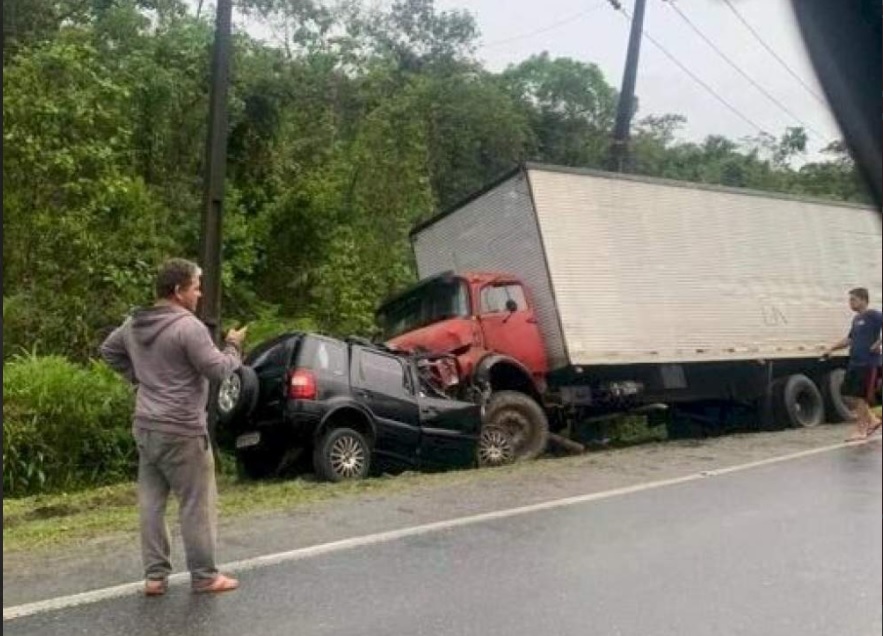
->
[4,454,589,554]
[3,428,654,555]
[1,471,437,554]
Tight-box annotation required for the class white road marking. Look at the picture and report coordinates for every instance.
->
[3,437,876,622]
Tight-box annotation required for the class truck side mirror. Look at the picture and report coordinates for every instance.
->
[505,299,518,313]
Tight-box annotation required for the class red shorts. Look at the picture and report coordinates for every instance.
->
[867,367,880,405]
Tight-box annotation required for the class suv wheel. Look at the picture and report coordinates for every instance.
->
[484,391,549,461]
[218,366,259,425]
[314,427,371,482]
[477,426,515,467]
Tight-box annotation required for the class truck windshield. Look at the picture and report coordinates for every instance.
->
[378,278,470,339]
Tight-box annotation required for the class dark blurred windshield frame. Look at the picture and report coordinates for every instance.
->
[792,0,882,211]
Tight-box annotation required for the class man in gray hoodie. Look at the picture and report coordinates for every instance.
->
[101,258,247,595]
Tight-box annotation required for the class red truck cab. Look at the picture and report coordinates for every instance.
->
[377,271,549,394]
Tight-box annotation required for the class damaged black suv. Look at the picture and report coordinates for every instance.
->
[216,333,513,481]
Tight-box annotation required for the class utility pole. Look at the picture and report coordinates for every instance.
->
[199,0,232,341]
[607,0,648,173]
[199,0,233,448]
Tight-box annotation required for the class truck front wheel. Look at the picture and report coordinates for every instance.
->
[484,391,549,461]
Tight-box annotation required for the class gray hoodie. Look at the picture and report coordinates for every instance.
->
[100,304,241,437]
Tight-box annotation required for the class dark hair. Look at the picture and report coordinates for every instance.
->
[155,258,201,299]
[849,287,870,303]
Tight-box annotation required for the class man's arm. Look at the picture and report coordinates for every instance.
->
[181,318,243,382]
[872,311,882,355]
[822,336,851,358]
[99,321,137,385]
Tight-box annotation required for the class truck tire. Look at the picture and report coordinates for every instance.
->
[484,391,548,461]
[774,374,825,429]
[820,368,856,424]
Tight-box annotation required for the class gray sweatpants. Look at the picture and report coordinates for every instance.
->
[134,428,218,585]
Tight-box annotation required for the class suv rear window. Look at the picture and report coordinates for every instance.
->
[246,335,297,370]
[299,337,347,377]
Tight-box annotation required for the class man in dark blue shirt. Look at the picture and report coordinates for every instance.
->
[824,287,883,440]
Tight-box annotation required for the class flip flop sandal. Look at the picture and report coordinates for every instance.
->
[144,579,168,596]
[192,574,239,594]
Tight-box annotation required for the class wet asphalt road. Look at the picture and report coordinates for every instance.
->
[6,442,881,636]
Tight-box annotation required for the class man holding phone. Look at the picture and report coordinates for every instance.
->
[101,258,247,595]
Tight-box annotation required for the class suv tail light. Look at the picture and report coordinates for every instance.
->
[288,369,317,400]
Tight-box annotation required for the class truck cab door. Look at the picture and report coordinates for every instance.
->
[477,282,548,375]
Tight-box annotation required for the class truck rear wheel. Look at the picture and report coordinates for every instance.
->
[820,368,856,424]
[484,391,548,461]
[774,374,825,428]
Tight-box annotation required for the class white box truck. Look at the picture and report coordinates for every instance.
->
[377,164,882,456]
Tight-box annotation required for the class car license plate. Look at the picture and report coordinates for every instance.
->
[235,432,261,449]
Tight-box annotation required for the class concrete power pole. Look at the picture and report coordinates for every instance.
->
[199,0,232,341]
[199,0,233,447]
[608,0,648,173]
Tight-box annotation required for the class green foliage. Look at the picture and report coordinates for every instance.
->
[2,30,177,360]
[229,304,318,351]
[3,354,136,497]
[502,53,617,169]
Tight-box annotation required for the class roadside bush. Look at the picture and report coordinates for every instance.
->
[2,354,136,497]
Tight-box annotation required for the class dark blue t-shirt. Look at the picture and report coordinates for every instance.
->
[848,309,883,368]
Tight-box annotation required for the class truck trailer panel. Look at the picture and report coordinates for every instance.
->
[412,164,882,371]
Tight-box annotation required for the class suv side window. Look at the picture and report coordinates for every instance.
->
[301,337,347,377]
[480,284,527,314]
[359,351,412,397]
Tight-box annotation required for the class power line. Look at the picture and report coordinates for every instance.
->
[664,0,826,140]
[482,2,607,50]
[615,5,770,136]
[720,0,827,107]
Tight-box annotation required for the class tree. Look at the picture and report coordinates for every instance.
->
[358,0,478,73]
[502,52,617,168]
[3,32,175,358]
[793,141,870,203]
